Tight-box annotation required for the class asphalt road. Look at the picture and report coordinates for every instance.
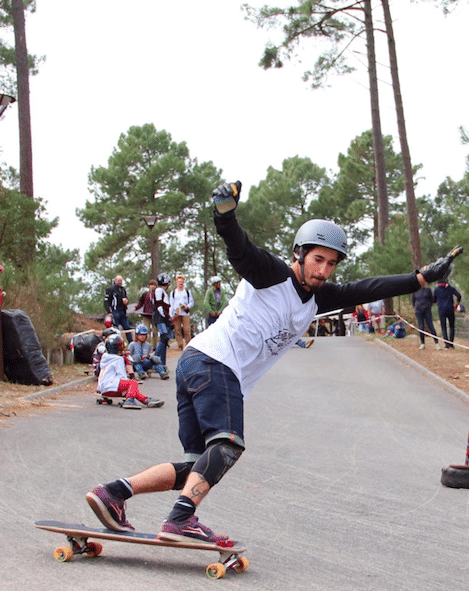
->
[2,337,469,591]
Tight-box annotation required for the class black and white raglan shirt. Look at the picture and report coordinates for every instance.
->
[189,211,421,399]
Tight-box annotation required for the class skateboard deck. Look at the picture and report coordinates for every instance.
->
[34,520,248,579]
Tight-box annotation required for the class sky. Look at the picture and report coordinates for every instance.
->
[1,0,469,257]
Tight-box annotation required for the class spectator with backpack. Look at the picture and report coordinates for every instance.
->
[153,273,173,369]
[170,274,194,349]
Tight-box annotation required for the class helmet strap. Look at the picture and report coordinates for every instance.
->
[299,246,306,286]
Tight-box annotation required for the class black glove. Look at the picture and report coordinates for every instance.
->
[213,181,242,214]
[419,245,463,283]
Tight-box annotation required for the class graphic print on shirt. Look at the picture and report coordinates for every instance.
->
[264,328,297,356]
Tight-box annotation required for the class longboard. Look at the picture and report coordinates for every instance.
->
[34,520,248,579]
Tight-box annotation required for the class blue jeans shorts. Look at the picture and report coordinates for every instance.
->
[176,347,245,462]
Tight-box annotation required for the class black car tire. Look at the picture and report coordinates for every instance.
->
[441,464,469,488]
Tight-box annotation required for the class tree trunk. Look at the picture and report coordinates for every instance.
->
[11,0,33,198]
[363,0,388,244]
[150,230,160,279]
[364,1,392,316]
[381,0,422,269]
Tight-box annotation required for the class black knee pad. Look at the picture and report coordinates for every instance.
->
[192,440,244,488]
[171,462,194,490]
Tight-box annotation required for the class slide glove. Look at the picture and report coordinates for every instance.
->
[419,245,463,283]
[213,181,242,214]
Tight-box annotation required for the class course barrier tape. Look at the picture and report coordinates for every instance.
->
[351,314,469,351]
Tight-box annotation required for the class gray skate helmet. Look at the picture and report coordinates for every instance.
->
[293,219,348,261]
[157,273,171,286]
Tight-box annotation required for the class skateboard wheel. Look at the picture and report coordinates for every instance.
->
[96,399,102,405]
[86,541,103,557]
[234,556,249,572]
[54,546,73,562]
[106,399,113,405]
[206,562,226,579]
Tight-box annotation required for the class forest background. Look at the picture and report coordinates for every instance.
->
[1,0,469,349]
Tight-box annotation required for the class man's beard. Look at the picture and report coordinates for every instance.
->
[307,276,326,293]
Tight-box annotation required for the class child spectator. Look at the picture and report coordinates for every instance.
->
[98,334,164,409]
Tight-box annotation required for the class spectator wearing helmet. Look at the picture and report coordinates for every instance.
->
[98,334,164,409]
[87,180,459,544]
[128,324,169,380]
[134,279,158,349]
[153,273,173,368]
[92,327,121,378]
[203,275,228,326]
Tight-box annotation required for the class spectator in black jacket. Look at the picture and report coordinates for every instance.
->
[104,275,132,344]
[411,287,440,350]
[433,280,462,348]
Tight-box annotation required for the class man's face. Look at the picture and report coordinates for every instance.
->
[177,277,185,289]
[213,281,221,289]
[301,246,339,291]
[114,275,123,286]
[149,283,157,292]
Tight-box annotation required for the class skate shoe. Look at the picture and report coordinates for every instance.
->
[145,397,164,408]
[158,515,232,545]
[122,398,141,409]
[86,485,135,531]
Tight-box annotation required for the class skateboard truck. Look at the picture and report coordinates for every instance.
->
[54,534,103,562]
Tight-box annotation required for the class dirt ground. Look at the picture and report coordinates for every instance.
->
[368,330,469,396]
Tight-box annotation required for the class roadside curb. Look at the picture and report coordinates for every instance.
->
[374,338,469,406]
[21,376,96,402]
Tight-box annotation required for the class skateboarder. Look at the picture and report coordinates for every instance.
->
[86,180,462,543]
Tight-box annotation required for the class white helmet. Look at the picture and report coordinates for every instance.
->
[293,219,347,261]
[211,275,222,284]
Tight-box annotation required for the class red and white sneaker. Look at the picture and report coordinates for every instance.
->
[86,485,135,531]
[158,515,232,545]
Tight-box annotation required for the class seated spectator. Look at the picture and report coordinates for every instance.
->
[128,324,169,380]
[317,319,330,337]
[386,320,406,339]
[98,334,164,409]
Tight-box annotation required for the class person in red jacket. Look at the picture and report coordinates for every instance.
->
[134,279,158,348]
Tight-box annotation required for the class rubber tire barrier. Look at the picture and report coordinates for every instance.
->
[441,464,469,488]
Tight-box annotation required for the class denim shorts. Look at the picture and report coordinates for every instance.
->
[176,347,245,462]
